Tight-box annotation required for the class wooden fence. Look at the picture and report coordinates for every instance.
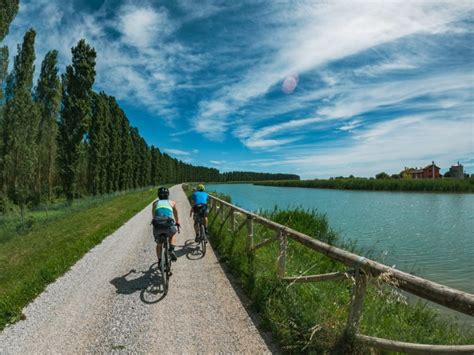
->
[204,192,474,354]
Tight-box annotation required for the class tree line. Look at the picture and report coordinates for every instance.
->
[220,171,299,182]
[0,24,298,212]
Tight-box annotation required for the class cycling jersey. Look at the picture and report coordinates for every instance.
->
[192,191,208,205]
[154,199,174,220]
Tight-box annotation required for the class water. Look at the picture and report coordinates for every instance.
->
[207,184,474,294]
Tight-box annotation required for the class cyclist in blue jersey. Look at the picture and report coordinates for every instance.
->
[152,187,180,262]
[190,184,209,242]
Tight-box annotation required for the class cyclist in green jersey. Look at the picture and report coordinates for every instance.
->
[152,187,180,262]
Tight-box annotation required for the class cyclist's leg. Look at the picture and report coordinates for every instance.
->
[204,205,209,233]
[156,243,162,260]
[193,216,200,241]
[153,227,162,262]
[169,227,178,261]
[193,219,199,236]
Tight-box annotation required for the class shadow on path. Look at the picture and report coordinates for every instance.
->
[182,239,205,260]
[110,263,167,304]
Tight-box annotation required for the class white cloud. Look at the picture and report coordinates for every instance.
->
[339,119,363,132]
[353,57,418,77]
[164,148,191,156]
[237,117,325,149]
[118,5,174,48]
[317,71,473,120]
[195,100,231,140]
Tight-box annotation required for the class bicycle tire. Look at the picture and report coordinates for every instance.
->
[160,239,169,293]
[200,223,206,256]
[165,239,172,275]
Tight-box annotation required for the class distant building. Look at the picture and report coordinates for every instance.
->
[400,161,440,179]
[422,161,440,179]
[449,162,464,179]
[400,167,424,179]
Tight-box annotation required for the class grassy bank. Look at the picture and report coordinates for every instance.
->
[255,178,474,193]
[192,190,473,352]
[0,188,157,330]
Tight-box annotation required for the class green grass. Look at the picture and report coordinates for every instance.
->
[255,178,474,193]
[0,188,157,330]
[191,188,474,353]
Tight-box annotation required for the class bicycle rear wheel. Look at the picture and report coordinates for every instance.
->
[200,223,206,256]
[160,241,169,293]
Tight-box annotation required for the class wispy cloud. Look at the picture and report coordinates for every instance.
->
[118,5,174,48]
[164,149,191,156]
[193,1,472,139]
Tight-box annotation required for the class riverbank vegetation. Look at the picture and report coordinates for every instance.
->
[255,177,474,193]
[193,189,474,352]
[0,188,157,330]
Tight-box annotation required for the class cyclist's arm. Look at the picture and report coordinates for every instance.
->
[172,200,180,225]
[151,200,157,218]
[190,194,195,216]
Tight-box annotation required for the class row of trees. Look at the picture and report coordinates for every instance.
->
[0,26,298,212]
[0,29,217,210]
[220,171,299,182]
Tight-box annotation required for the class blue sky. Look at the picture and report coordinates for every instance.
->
[4,0,474,178]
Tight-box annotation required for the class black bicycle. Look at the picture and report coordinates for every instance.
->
[194,208,207,256]
[153,220,180,294]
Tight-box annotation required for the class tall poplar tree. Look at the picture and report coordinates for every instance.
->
[35,50,61,200]
[2,29,39,211]
[106,96,121,192]
[88,92,109,195]
[0,46,8,195]
[118,111,133,190]
[58,39,96,200]
[0,0,19,41]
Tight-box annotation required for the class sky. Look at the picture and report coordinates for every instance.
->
[3,0,474,178]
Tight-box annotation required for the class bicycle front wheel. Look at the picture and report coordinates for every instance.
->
[200,223,206,256]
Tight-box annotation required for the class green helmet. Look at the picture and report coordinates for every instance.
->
[197,184,205,191]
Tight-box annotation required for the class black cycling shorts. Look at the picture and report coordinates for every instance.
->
[152,217,177,242]
[193,204,208,218]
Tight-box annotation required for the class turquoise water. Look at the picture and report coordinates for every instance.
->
[208,184,474,294]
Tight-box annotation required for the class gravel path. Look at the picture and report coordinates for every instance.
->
[0,185,273,354]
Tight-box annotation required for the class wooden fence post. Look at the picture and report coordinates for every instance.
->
[246,217,254,251]
[345,268,368,336]
[277,230,286,278]
[230,209,235,232]
[221,201,225,221]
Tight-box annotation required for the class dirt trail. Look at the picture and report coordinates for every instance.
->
[0,185,272,354]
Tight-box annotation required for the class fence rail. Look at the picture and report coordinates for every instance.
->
[198,189,474,354]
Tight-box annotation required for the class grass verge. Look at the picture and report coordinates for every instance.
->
[189,188,474,353]
[0,188,157,330]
